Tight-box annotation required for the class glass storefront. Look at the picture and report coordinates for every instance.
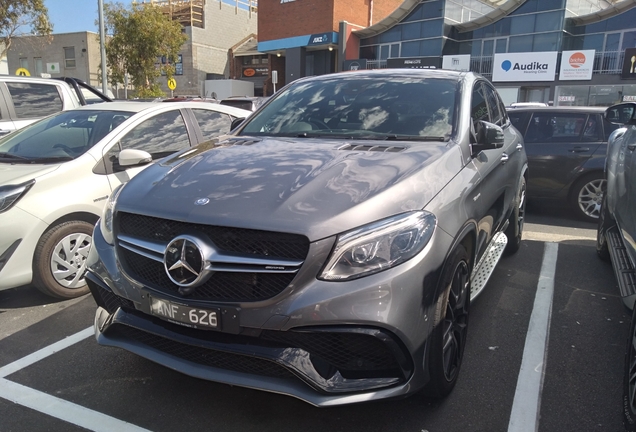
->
[555,85,636,106]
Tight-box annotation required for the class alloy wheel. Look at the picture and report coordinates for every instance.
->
[442,260,470,382]
[578,178,606,219]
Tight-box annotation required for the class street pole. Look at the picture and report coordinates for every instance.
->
[98,0,108,94]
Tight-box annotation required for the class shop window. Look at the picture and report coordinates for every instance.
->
[64,47,76,68]
[533,32,560,51]
[622,31,636,50]
[605,33,620,51]
[508,35,533,52]
[34,58,43,76]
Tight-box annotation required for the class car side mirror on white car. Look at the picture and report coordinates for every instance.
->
[118,149,152,167]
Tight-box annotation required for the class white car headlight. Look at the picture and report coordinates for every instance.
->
[0,180,35,213]
[319,211,436,281]
[100,183,125,245]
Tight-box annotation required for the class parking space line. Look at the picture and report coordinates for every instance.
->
[0,327,93,378]
[0,326,151,432]
[0,378,151,432]
[507,242,558,432]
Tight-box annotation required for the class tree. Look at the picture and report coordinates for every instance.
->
[104,2,187,98]
[0,0,53,59]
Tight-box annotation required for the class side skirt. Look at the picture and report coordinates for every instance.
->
[470,232,508,300]
[607,227,636,309]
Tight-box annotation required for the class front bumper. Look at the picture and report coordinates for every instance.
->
[87,221,453,406]
[0,206,48,290]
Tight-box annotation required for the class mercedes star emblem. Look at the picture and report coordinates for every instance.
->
[195,198,210,205]
[164,236,207,294]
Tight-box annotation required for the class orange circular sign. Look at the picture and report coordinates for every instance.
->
[243,68,256,77]
[569,52,586,69]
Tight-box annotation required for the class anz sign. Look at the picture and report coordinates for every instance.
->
[309,33,332,46]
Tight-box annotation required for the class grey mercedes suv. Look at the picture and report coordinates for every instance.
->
[86,69,528,406]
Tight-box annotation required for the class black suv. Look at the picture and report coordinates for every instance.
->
[509,106,620,222]
[596,102,636,430]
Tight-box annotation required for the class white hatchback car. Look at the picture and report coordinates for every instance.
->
[0,101,250,298]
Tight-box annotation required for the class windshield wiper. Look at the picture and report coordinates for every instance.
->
[0,152,30,161]
[385,135,448,142]
[32,156,74,163]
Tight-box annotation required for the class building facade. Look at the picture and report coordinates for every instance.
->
[6,32,102,85]
[348,0,636,106]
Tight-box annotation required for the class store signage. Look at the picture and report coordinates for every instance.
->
[492,52,558,82]
[559,50,594,81]
[624,95,636,102]
[622,48,636,79]
[386,57,441,69]
[242,67,269,78]
[558,95,576,102]
[281,0,296,3]
[442,55,470,71]
[343,59,367,71]
[308,33,331,46]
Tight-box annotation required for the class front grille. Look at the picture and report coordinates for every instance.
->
[89,280,135,314]
[118,212,309,260]
[112,324,297,379]
[119,247,297,301]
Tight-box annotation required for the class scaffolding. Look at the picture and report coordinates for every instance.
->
[137,0,206,28]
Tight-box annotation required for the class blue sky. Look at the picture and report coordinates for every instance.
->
[44,0,133,34]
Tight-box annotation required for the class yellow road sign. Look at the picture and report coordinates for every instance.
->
[167,78,177,90]
[15,68,30,77]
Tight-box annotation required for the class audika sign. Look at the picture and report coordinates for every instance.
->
[559,50,595,81]
[492,52,558,82]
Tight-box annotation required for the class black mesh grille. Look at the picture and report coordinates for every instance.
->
[90,281,135,314]
[118,247,297,302]
[262,330,399,372]
[112,324,296,379]
[118,212,309,260]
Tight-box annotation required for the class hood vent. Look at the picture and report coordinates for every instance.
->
[218,138,260,147]
[338,143,406,153]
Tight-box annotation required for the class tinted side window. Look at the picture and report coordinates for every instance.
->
[471,83,490,124]
[483,85,503,126]
[119,110,190,159]
[6,83,63,118]
[603,117,621,141]
[524,112,587,143]
[581,114,602,142]
[508,111,531,134]
[192,109,232,141]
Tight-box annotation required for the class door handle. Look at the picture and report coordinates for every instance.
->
[501,153,509,163]
[516,143,523,151]
[569,147,590,153]
[628,143,636,151]
[0,129,11,136]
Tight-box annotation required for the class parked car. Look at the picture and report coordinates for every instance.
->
[85,69,527,405]
[596,102,636,431]
[508,106,620,222]
[0,76,111,136]
[219,96,268,111]
[0,101,250,299]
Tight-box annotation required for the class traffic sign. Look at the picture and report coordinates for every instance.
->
[15,68,30,77]
[167,78,177,90]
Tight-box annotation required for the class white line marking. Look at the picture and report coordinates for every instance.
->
[0,326,151,432]
[0,378,151,432]
[0,327,93,378]
[507,242,558,432]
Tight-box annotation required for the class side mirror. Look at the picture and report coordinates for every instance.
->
[605,102,636,125]
[472,120,504,154]
[231,117,245,131]
[118,148,152,167]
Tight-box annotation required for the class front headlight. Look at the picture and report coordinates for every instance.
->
[0,180,35,213]
[100,183,125,245]
[319,211,436,281]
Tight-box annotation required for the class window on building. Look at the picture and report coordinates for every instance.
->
[19,58,28,70]
[64,47,76,68]
[34,58,43,76]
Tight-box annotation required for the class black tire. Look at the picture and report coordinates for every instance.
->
[624,306,636,431]
[570,172,606,223]
[32,221,94,299]
[596,195,613,262]
[423,245,471,398]
[505,176,526,255]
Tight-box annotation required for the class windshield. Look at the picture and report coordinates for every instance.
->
[0,109,133,163]
[239,75,457,141]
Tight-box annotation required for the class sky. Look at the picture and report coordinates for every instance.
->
[44,0,133,34]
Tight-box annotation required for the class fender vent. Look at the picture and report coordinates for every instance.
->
[338,144,406,153]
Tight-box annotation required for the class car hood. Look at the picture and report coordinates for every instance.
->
[116,137,464,241]
[0,163,61,186]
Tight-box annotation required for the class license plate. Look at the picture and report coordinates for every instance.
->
[149,296,220,330]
